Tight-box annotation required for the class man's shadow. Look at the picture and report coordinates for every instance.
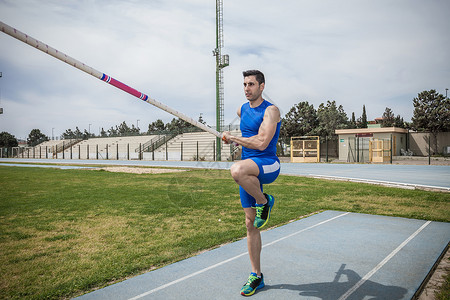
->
[264,264,407,299]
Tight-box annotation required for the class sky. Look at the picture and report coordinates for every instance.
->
[0,0,449,140]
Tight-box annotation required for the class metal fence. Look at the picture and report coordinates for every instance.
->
[1,141,238,162]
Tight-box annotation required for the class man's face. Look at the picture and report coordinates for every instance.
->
[243,75,264,102]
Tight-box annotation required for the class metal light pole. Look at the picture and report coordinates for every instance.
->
[446,88,448,99]
[89,124,92,136]
[213,0,229,161]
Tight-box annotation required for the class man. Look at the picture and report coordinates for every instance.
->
[222,70,281,296]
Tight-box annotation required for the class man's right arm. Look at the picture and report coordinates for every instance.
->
[223,105,280,151]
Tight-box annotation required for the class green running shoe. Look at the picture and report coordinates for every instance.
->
[240,272,264,296]
[253,194,274,229]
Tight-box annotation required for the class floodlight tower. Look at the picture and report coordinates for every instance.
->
[213,0,229,161]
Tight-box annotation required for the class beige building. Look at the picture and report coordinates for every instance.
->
[335,127,408,162]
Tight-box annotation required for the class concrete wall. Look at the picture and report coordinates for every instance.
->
[408,132,450,156]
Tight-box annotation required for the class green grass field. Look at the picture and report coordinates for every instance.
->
[0,165,449,299]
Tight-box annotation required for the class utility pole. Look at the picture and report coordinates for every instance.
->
[213,0,229,161]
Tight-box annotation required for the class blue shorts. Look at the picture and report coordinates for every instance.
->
[239,156,281,208]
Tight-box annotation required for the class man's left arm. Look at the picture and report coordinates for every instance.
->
[223,106,280,151]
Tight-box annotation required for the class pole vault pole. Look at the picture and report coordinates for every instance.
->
[0,21,223,139]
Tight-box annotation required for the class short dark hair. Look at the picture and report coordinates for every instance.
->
[243,70,265,85]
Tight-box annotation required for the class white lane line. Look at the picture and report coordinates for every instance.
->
[309,174,450,191]
[128,212,350,300]
[263,212,350,248]
[337,220,432,300]
[127,252,249,300]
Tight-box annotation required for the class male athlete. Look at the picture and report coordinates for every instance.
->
[222,70,281,296]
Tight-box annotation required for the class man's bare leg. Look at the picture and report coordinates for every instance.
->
[244,207,262,276]
[230,159,267,205]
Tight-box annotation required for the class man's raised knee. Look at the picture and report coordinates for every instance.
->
[230,163,243,182]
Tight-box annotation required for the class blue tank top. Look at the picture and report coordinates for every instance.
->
[240,100,281,160]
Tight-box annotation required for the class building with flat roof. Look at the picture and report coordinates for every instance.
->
[335,127,408,162]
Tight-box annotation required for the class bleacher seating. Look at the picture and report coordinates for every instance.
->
[34,140,63,148]
[30,131,241,161]
[27,140,69,158]
[63,136,158,159]
[149,130,241,161]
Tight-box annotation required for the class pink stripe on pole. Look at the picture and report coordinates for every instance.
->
[101,74,148,101]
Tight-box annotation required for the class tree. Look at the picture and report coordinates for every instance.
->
[381,107,395,127]
[62,129,76,140]
[412,89,450,153]
[165,118,178,133]
[107,126,118,137]
[349,112,357,129]
[0,131,18,147]
[280,101,319,144]
[166,118,195,133]
[316,100,349,138]
[117,121,131,136]
[62,127,95,140]
[115,121,139,136]
[74,127,83,139]
[394,115,405,128]
[83,129,95,139]
[148,119,166,133]
[357,105,368,128]
[27,129,49,147]
[100,128,107,137]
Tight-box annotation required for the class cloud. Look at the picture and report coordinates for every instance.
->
[0,0,449,139]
